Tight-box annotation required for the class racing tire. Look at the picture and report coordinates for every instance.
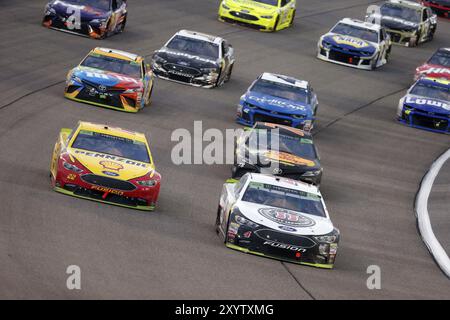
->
[215,68,224,88]
[231,165,245,179]
[289,10,296,26]
[119,16,127,33]
[144,84,154,108]
[369,54,379,70]
[215,206,222,234]
[224,64,233,83]
[272,16,280,32]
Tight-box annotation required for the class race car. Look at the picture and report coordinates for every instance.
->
[233,122,323,186]
[216,173,340,268]
[421,0,450,19]
[415,48,450,81]
[50,121,161,211]
[151,30,235,88]
[236,73,318,130]
[218,0,296,32]
[397,77,450,134]
[65,47,154,113]
[42,0,127,39]
[317,18,392,70]
[365,0,437,47]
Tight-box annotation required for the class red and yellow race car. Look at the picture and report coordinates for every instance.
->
[50,121,161,211]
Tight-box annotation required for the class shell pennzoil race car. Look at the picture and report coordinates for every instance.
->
[421,0,450,19]
[317,18,392,70]
[151,30,235,88]
[233,122,323,186]
[216,173,340,268]
[50,122,161,211]
[65,47,154,113]
[236,73,318,129]
[366,0,437,47]
[42,0,127,39]
[218,0,296,32]
[415,48,450,81]
[397,77,450,134]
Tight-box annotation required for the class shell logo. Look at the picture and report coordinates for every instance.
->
[99,161,124,172]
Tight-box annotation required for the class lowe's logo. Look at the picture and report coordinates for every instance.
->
[406,96,450,111]
[248,96,306,111]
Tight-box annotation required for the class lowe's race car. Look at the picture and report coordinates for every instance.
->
[151,30,235,88]
[218,0,296,32]
[317,18,392,70]
[397,77,450,134]
[42,0,127,39]
[216,173,340,268]
[366,0,437,46]
[50,122,161,211]
[65,47,154,113]
[421,0,450,18]
[236,73,318,130]
[233,122,323,186]
[415,48,450,81]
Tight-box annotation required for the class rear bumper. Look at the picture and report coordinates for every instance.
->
[152,68,217,89]
[42,15,107,39]
[236,106,312,129]
[218,7,277,32]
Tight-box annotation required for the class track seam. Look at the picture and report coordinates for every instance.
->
[281,262,316,300]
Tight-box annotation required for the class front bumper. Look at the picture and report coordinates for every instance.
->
[317,44,377,70]
[398,107,450,134]
[218,6,277,32]
[152,64,218,88]
[237,105,313,129]
[42,14,107,39]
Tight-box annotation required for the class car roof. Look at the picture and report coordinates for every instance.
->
[339,18,381,32]
[91,47,143,63]
[254,122,313,139]
[246,173,321,196]
[260,72,309,89]
[76,121,148,143]
[175,30,223,45]
[387,0,424,10]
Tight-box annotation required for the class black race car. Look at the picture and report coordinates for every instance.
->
[42,0,127,39]
[233,122,323,186]
[151,30,235,88]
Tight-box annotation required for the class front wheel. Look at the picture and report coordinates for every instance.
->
[289,9,296,26]
[118,17,127,33]
[272,16,279,32]
[224,64,233,83]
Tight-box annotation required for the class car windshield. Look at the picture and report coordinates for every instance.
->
[80,53,142,78]
[72,130,150,163]
[63,0,111,11]
[247,129,317,160]
[251,79,309,103]
[166,35,219,59]
[331,23,378,43]
[242,182,326,217]
[252,0,279,6]
[380,4,421,23]
[410,82,450,101]
[428,50,450,67]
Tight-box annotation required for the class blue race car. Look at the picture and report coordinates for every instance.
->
[236,73,318,130]
[397,77,450,134]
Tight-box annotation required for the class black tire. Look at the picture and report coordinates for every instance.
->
[231,165,245,179]
[118,16,127,33]
[215,206,222,234]
[370,54,379,70]
[272,16,279,32]
[224,64,233,83]
[289,9,296,26]
[215,68,223,87]
[144,83,154,108]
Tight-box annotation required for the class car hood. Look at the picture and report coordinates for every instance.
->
[380,16,419,31]
[404,94,450,114]
[224,0,277,14]
[68,147,154,180]
[155,48,219,69]
[47,0,110,21]
[245,148,320,169]
[416,64,450,80]
[244,91,312,115]
[323,33,377,53]
[72,66,142,89]
[236,201,334,236]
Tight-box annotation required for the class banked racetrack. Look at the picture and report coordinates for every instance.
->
[1,0,449,299]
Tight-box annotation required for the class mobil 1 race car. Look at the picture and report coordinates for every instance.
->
[151,30,235,88]
[42,0,127,39]
[233,122,323,186]
[421,0,450,19]
[218,0,296,32]
[50,121,161,211]
[415,48,450,81]
[236,73,318,130]
[317,18,392,70]
[65,47,154,113]
[216,173,340,268]
[366,0,437,47]
[397,77,450,134]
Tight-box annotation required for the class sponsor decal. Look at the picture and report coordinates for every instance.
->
[258,207,316,227]
[81,70,139,84]
[263,240,307,252]
[406,96,450,111]
[160,49,217,64]
[332,35,369,48]
[99,160,124,172]
[91,185,124,196]
[74,150,148,168]
[278,226,297,232]
[248,96,307,111]
[421,68,450,76]
[264,151,315,167]
[102,171,119,177]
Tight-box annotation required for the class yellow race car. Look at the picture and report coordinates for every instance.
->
[50,121,161,211]
[218,0,296,32]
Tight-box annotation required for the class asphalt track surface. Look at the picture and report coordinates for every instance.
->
[0,0,449,299]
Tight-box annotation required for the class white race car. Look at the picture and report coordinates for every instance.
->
[317,18,392,70]
[216,173,340,268]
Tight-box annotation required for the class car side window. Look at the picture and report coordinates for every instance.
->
[280,0,288,7]
[112,0,118,11]
[116,0,123,7]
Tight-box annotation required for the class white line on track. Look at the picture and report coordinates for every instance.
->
[415,148,450,279]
